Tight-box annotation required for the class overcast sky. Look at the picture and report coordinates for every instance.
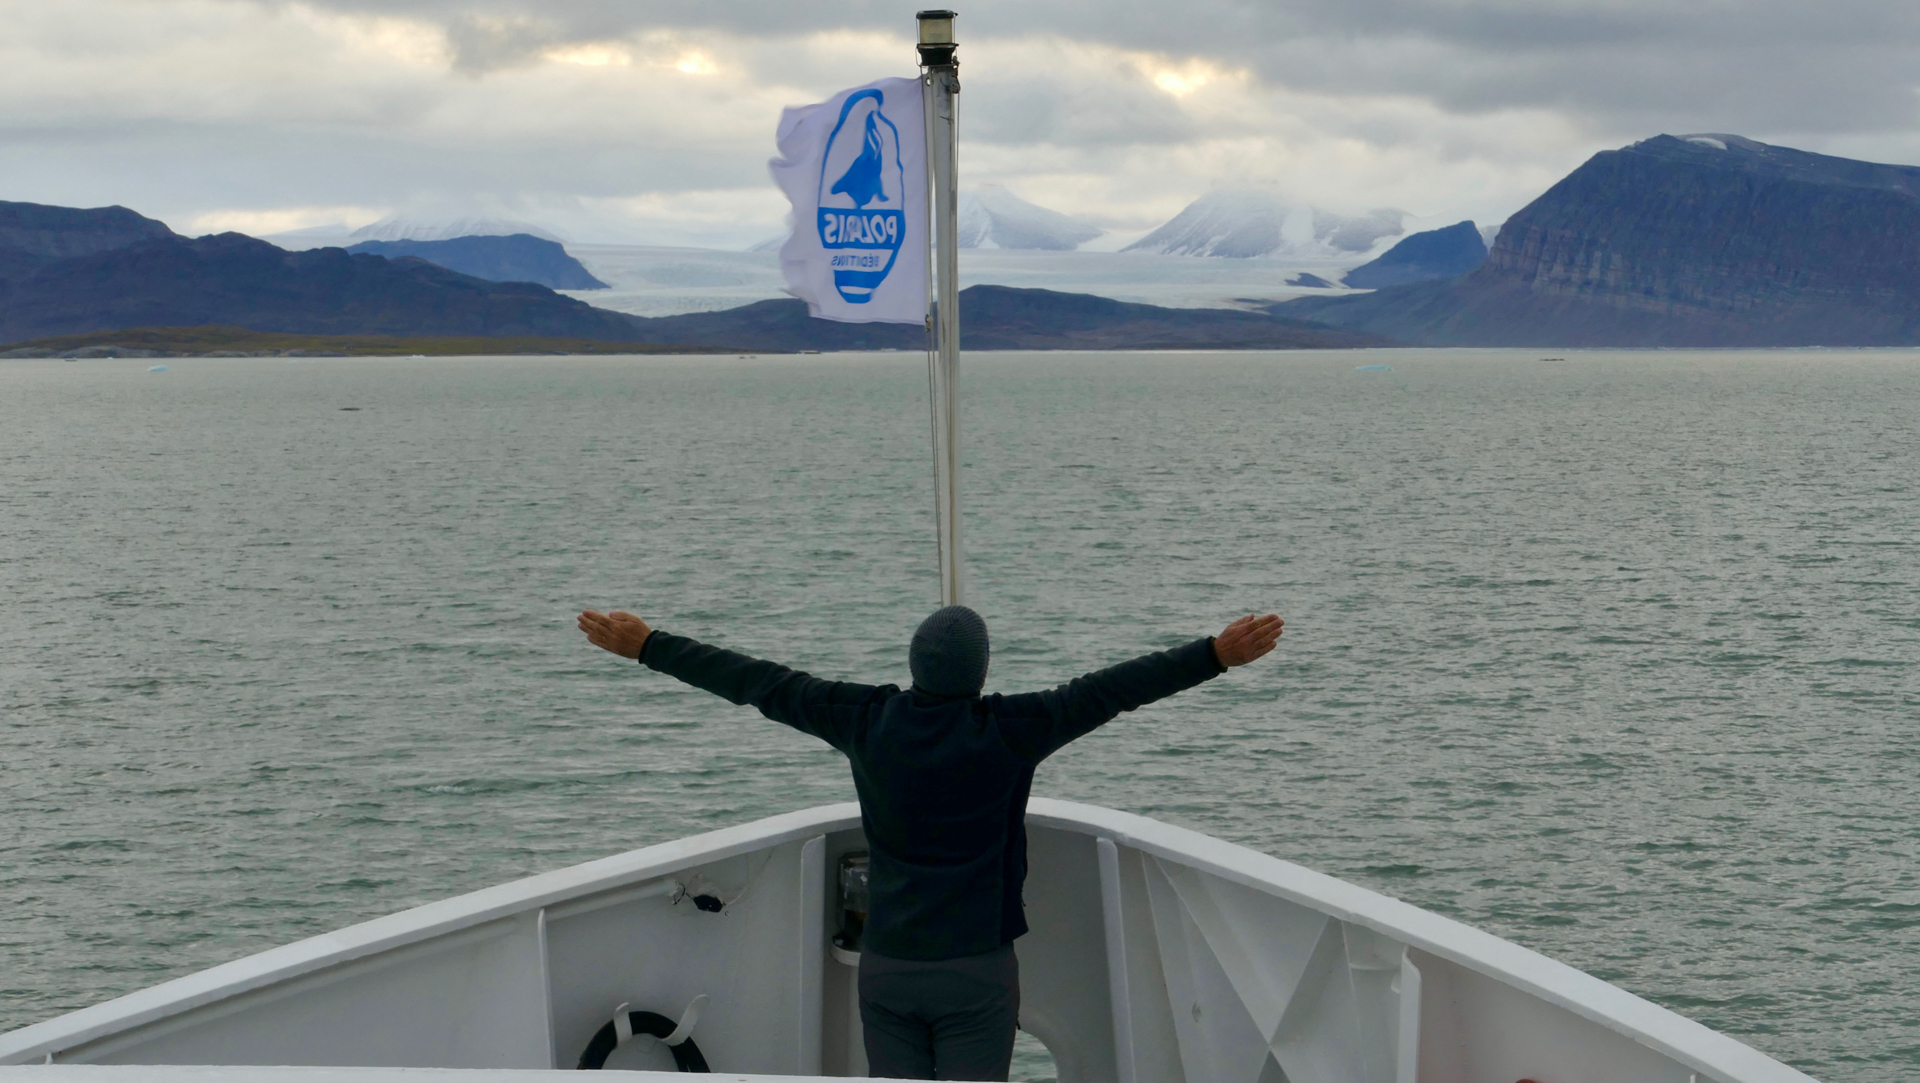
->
[4,0,1917,248]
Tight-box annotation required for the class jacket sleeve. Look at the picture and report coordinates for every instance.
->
[637,631,880,751]
[992,637,1225,763]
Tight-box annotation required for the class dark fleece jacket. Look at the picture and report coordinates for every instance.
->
[637,631,1224,961]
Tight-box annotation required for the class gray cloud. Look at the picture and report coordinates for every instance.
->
[443,13,562,75]
[965,76,1199,148]
[6,0,1918,247]
[277,0,1920,137]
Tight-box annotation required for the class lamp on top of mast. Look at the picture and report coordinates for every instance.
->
[916,10,958,67]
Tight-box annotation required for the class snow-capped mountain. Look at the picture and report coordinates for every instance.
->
[265,215,574,254]
[1122,189,1406,259]
[348,216,564,243]
[956,185,1104,250]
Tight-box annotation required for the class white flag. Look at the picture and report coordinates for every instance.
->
[769,77,928,325]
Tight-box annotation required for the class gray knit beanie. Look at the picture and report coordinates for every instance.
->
[909,605,990,698]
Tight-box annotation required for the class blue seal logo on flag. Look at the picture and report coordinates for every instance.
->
[817,89,907,304]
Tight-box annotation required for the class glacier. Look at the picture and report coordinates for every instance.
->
[563,244,1376,317]
[246,190,1397,317]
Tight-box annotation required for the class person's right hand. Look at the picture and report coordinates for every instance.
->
[1213,613,1283,667]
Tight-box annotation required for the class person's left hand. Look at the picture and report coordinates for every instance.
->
[578,609,653,659]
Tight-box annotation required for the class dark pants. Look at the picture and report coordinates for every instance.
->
[858,943,1020,1081]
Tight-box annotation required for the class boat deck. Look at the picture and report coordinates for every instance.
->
[1,801,1816,1083]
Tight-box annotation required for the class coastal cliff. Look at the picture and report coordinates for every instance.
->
[1341,220,1486,289]
[345,234,609,290]
[1288,135,1920,345]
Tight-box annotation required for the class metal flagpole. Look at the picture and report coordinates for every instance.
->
[918,10,963,607]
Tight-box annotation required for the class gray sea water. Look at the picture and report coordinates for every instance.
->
[2,350,1917,1081]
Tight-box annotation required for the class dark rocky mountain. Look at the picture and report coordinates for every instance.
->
[1287,135,1920,345]
[1341,220,1486,288]
[0,232,646,342]
[618,286,1391,351]
[0,199,1386,351]
[0,201,174,259]
[955,287,1389,349]
[0,200,176,280]
[344,233,608,290]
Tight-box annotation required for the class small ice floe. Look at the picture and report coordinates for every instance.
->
[1354,363,1392,372]
[147,364,169,373]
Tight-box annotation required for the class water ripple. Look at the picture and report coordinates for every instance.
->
[2,350,1917,1080]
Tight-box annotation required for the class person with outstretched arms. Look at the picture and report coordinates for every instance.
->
[577,604,1284,1082]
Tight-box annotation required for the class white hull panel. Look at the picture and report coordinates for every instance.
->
[1,800,1815,1083]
